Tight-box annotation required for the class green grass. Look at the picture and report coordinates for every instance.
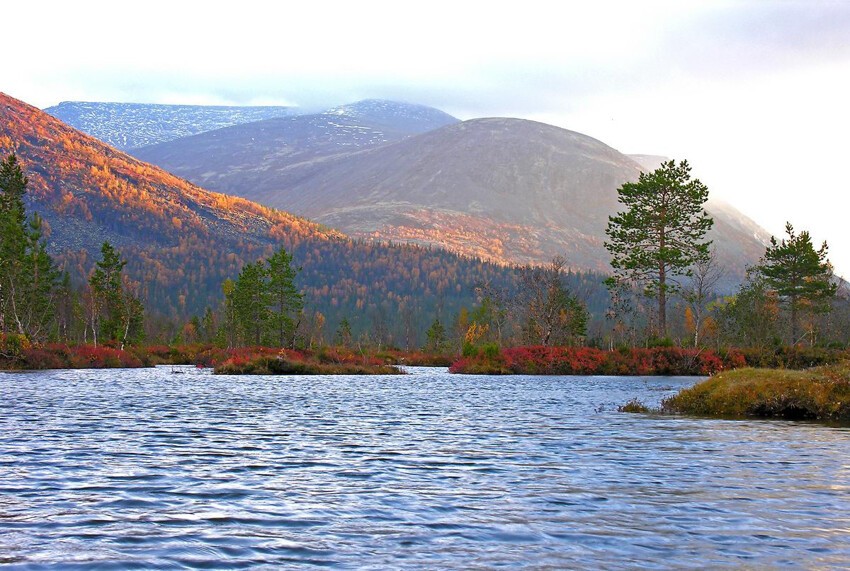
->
[657,361,850,422]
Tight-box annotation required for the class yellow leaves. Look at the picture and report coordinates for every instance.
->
[465,323,489,345]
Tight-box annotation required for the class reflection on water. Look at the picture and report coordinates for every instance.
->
[2,366,850,568]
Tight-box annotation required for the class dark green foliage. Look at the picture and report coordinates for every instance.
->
[267,248,303,348]
[334,317,353,347]
[231,247,303,347]
[425,317,448,353]
[0,154,59,341]
[89,241,144,347]
[757,223,837,345]
[605,159,713,336]
[232,260,270,346]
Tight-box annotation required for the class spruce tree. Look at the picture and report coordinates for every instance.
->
[232,261,270,346]
[90,241,143,347]
[0,154,59,341]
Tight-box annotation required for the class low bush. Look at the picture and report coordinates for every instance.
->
[450,346,745,376]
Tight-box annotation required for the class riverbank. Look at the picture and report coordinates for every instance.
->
[450,346,746,376]
[0,341,429,374]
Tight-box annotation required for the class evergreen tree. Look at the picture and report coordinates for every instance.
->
[757,223,837,345]
[0,154,59,341]
[335,317,353,347]
[424,317,448,353]
[267,247,303,348]
[232,261,270,346]
[90,241,144,347]
[605,159,713,337]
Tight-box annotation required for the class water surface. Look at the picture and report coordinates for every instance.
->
[2,366,849,568]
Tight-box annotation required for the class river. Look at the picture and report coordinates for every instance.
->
[2,366,849,568]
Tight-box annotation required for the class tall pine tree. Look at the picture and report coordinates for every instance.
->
[605,159,713,337]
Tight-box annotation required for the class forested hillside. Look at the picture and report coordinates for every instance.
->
[2,92,611,341]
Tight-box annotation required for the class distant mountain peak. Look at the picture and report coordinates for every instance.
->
[322,99,458,129]
[44,101,298,150]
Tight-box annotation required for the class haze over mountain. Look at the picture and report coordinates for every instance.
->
[133,106,770,285]
[0,92,516,328]
[132,100,459,197]
[44,101,298,150]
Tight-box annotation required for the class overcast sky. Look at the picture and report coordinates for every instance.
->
[5,0,850,275]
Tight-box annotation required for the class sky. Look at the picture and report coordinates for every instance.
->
[5,0,850,275]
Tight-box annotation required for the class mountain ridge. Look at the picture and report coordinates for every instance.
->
[1,92,516,326]
[133,112,770,283]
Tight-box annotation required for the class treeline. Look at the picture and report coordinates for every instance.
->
[4,150,849,359]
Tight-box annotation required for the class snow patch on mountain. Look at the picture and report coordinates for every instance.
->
[45,102,298,150]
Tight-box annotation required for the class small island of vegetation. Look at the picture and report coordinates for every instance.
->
[631,361,850,422]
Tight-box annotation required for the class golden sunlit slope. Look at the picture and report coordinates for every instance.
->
[0,92,513,320]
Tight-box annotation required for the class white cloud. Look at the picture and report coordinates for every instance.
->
[4,0,850,274]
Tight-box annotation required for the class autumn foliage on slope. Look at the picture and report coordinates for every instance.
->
[0,92,514,321]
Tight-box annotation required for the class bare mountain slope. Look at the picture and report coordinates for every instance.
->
[136,112,768,279]
[131,99,459,197]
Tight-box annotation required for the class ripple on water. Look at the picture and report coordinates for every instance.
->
[2,368,850,568]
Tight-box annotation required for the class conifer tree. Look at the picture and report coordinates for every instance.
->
[335,317,353,347]
[232,261,270,346]
[757,223,837,345]
[90,241,144,347]
[267,247,302,348]
[0,154,59,341]
[605,159,713,337]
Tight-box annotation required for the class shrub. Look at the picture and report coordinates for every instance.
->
[618,399,650,413]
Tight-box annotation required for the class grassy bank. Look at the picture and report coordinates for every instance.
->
[658,362,850,421]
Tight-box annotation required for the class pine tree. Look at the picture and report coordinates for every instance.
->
[757,223,837,345]
[267,247,303,348]
[425,317,448,353]
[605,160,713,337]
[232,261,270,346]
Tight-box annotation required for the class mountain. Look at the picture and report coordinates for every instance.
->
[131,99,459,199]
[44,101,298,150]
[0,92,518,330]
[134,113,770,285]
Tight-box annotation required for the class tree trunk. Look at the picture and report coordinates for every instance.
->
[658,264,667,337]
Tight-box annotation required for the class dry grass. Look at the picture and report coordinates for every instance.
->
[660,361,850,421]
